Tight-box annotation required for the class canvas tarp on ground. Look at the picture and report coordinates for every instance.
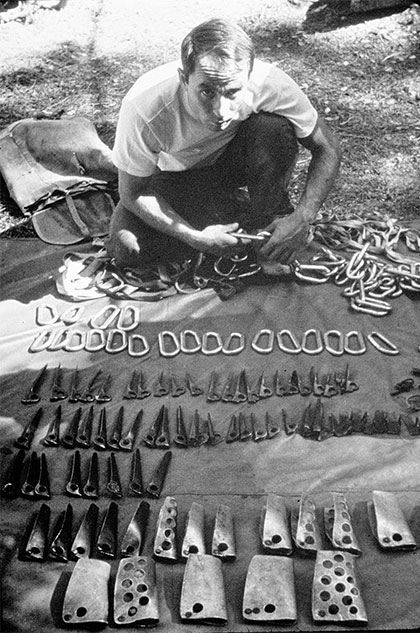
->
[0,237,419,632]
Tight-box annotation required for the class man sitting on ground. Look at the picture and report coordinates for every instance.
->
[107,17,342,274]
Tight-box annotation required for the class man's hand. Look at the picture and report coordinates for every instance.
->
[198,222,244,255]
[258,213,310,264]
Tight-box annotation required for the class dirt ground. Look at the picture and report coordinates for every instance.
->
[0,0,419,235]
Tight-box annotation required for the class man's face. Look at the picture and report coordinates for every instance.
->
[180,54,250,131]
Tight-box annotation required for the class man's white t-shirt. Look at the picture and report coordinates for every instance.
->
[112,59,318,177]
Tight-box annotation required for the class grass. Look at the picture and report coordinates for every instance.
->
[0,0,419,236]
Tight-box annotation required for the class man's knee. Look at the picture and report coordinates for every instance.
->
[245,112,299,167]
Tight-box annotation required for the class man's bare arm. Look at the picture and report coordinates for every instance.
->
[118,169,240,255]
[260,117,342,263]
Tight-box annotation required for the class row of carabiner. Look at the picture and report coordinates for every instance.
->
[29,327,150,356]
[250,328,399,355]
[157,328,399,357]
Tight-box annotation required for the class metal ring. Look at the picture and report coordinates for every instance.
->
[36,304,59,326]
[344,330,366,355]
[128,334,150,357]
[85,328,106,352]
[201,332,223,355]
[158,331,180,357]
[28,329,55,353]
[47,327,70,351]
[222,332,245,355]
[301,328,324,355]
[105,329,128,353]
[89,304,120,329]
[276,329,302,354]
[64,329,87,352]
[180,330,201,354]
[116,305,140,331]
[323,330,344,356]
[251,329,274,354]
[367,331,400,355]
[60,305,85,325]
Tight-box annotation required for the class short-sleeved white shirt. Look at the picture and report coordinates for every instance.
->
[112,59,318,177]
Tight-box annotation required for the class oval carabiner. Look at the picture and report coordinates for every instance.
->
[301,328,324,355]
[48,327,70,351]
[251,329,274,354]
[28,329,56,353]
[222,332,245,355]
[344,330,366,355]
[323,330,344,356]
[276,329,302,354]
[367,331,400,355]
[116,305,140,331]
[89,304,120,329]
[180,330,201,354]
[128,334,150,357]
[201,332,223,355]
[105,329,128,353]
[60,305,85,325]
[64,330,87,352]
[85,328,106,352]
[35,304,59,326]
[158,331,180,357]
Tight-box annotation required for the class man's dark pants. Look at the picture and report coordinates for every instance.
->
[107,112,299,268]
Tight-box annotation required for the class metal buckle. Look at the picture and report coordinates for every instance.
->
[29,329,55,353]
[128,334,150,357]
[158,331,180,357]
[202,331,223,355]
[276,329,302,354]
[89,304,120,329]
[116,304,140,331]
[243,555,297,624]
[153,496,178,562]
[368,490,416,551]
[105,329,128,353]
[180,329,201,353]
[324,493,361,555]
[64,329,87,352]
[222,331,245,355]
[261,494,292,555]
[312,550,368,625]
[85,328,106,352]
[181,501,206,559]
[62,558,111,625]
[367,330,400,355]
[60,305,85,325]
[114,557,159,627]
[180,554,228,625]
[323,330,344,356]
[35,303,59,326]
[211,504,236,561]
[301,328,324,355]
[47,327,70,351]
[251,328,274,354]
[344,330,366,355]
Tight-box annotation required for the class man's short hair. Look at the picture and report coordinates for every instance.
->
[181,18,255,78]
